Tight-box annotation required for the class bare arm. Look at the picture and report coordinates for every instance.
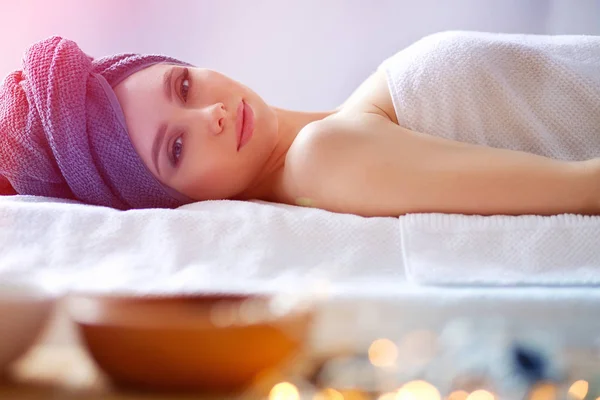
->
[282,114,600,217]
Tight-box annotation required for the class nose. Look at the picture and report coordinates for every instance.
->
[206,103,226,135]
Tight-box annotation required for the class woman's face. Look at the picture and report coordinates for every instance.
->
[113,63,279,201]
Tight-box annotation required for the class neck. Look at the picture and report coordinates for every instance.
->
[238,107,334,201]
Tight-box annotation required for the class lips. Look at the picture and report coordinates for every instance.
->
[236,100,254,151]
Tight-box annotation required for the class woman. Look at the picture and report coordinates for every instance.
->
[1,32,599,216]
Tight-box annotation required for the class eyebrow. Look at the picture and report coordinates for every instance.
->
[152,68,175,176]
[163,67,174,103]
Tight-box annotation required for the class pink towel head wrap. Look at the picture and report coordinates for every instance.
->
[0,35,195,209]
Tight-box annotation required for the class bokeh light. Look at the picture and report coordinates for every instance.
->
[209,300,238,327]
[239,297,267,324]
[369,338,398,368]
[269,382,300,400]
[466,390,495,400]
[396,391,417,400]
[313,388,344,400]
[396,330,438,368]
[396,380,440,400]
[528,382,558,400]
[447,391,470,400]
[568,380,589,400]
[339,390,369,400]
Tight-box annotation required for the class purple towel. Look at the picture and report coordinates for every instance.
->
[0,35,194,209]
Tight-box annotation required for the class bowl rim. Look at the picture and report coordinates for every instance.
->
[65,292,315,330]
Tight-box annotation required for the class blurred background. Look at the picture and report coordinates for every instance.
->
[1,0,599,111]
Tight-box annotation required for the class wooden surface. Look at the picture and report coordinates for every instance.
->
[0,345,241,400]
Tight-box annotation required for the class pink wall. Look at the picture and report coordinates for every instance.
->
[1,0,598,111]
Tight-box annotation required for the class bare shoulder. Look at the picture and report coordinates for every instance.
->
[279,118,347,204]
[338,68,398,124]
[277,113,395,214]
[285,114,378,169]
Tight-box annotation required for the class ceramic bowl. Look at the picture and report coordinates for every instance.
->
[66,293,314,393]
[0,283,55,373]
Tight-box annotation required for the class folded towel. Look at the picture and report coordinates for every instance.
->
[399,213,600,286]
[0,196,402,295]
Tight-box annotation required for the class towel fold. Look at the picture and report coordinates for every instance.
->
[399,213,600,286]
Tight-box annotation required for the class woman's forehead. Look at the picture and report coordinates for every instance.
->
[119,63,170,93]
[113,64,169,163]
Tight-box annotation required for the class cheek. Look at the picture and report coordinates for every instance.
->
[179,156,244,199]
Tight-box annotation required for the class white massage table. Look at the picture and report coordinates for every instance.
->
[1,193,599,398]
[1,195,599,353]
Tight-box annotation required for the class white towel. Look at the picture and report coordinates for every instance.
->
[383,32,600,286]
[399,213,600,286]
[0,196,402,295]
[381,31,600,161]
